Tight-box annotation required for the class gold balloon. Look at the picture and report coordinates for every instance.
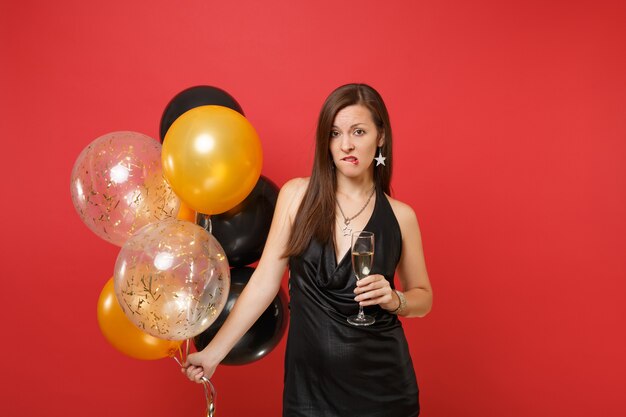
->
[162,105,263,214]
[97,278,182,360]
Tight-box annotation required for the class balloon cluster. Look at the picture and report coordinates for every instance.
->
[71,86,286,364]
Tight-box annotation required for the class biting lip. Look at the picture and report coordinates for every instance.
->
[342,156,359,164]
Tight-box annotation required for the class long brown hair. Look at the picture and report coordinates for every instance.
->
[284,83,393,257]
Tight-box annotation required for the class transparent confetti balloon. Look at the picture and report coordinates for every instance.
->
[114,219,230,340]
[70,131,180,246]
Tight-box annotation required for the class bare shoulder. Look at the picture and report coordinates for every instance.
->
[386,194,419,229]
[278,177,310,218]
[281,177,309,195]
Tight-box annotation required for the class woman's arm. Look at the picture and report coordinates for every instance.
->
[183,178,307,382]
[353,198,432,318]
[392,200,433,318]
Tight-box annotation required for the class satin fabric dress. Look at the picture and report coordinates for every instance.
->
[284,188,419,417]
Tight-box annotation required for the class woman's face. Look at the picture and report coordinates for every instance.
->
[329,104,384,180]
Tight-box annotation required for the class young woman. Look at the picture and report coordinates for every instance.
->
[184,83,432,416]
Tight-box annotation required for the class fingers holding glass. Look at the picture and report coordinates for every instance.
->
[354,276,394,307]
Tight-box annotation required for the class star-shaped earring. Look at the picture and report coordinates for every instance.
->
[374,149,386,166]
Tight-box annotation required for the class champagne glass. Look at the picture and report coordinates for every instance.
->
[347,230,375,326]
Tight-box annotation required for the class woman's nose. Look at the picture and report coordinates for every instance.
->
[340,137,355,152]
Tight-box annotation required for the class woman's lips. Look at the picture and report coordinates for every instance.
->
[342,156,359,164]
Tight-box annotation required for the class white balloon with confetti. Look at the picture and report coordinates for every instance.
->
[113,218,230,340]
[70,131,180,246]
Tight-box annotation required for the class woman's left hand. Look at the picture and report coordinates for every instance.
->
[354,274,399,312]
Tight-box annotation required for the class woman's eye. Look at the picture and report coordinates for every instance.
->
[330,131,340,138]
[354,129,365,135]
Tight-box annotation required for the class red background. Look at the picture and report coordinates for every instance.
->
[2,0,625,416]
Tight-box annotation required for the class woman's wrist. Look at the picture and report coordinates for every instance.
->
[389,290,406,315]
[204,340,228,365]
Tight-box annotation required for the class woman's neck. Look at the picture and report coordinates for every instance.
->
[335,175,375,199]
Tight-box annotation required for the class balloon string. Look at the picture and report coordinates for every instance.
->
[201,377,216,417]
[172,339,189,366]
[196,213,213,234]
[177,343,185,364]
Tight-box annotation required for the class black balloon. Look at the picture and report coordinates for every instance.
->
[194,267,288,365]
[197,176,279,267]
[159,85,244,142]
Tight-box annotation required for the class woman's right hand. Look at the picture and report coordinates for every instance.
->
[182,350,220,383]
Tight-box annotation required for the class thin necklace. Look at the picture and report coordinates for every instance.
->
[336,187,376,237]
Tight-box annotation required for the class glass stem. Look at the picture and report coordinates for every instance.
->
[357,304,365,318]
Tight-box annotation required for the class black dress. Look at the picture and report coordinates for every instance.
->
[284,188,419,417]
